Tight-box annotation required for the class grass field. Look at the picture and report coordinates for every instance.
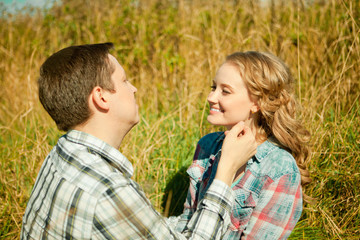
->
[0,0,359,239]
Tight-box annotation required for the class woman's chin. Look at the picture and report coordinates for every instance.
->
[207,117,228,128]
[206,116,219,125]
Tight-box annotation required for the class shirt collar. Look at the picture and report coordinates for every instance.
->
[249,139,277,164]
[64,130,134,178]
[217,132,277,164]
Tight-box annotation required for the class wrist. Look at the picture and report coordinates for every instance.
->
[214,165,236,187]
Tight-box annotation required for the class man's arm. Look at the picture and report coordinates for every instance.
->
[93,122,257,239]
[92,179,233,240]
[176,122,258,234]
[174,143,205,233]
[172,179,197,233]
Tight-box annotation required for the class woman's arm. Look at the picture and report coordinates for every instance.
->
[242,173,302,239]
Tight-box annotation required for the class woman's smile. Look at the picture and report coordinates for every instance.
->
[207,63,258,129]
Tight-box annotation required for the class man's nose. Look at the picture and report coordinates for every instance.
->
[131,83,137,93]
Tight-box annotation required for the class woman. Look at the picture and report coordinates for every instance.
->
[175,51,311,239]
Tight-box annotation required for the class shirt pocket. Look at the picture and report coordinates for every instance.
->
[230,188,257,232]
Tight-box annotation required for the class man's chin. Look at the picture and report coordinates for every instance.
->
[132,116,140,126]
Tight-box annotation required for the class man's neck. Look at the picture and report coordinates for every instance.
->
[73,120,129,149]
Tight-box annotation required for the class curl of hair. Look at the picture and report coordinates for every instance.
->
[226,51,312,200]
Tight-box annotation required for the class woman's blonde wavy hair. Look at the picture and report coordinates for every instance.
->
[226,51,311,198]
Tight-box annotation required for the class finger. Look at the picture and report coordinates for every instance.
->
[224,130,229,136]
[237,125,251,137]
[241,126,250,135]
[228,121,245,137]
[246,125,255,136]
[242,126,257,139]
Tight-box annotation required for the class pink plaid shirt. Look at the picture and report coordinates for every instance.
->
[176,132,303,239]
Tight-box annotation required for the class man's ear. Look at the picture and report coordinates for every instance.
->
[90,86,110,111]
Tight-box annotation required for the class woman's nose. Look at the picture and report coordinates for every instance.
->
[207,91,217,104]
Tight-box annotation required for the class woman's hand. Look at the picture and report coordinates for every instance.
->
[215,121,257,187]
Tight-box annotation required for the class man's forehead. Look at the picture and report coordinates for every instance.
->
[108,54,120,66]
[108,54,125,74]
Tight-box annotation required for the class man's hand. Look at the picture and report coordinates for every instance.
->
[215,121,257,187]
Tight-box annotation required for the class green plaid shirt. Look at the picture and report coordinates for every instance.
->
[21,130,234,239]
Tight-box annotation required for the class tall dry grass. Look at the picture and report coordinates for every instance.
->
[0,0,359,239]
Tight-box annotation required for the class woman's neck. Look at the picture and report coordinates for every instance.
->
[227,120,266,146]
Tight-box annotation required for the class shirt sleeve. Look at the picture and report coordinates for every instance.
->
[242,173,303,239]
[92,178,234,240]
[175,142,208,233]
[175,173,201,232]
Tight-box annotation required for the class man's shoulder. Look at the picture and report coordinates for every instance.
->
[21,140,135,240]
[53,140,131,198]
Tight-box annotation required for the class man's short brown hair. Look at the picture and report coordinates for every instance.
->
[38,43,115,131]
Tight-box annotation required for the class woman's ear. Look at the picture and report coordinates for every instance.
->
[89,86,110,111]
[251,101,260,113]
[251,106,260,113]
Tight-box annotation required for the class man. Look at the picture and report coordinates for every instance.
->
[21,43,257,239]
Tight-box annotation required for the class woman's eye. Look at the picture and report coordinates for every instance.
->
[210,85,216,91]
[222,89,230,94]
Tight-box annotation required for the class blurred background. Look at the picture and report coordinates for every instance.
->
[0,0,359,239]
[1,0,56,12]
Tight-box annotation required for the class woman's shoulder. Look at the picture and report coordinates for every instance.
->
[188,132,224,181]
[197,132,225,150]
[254,140,300,179]
[193,132,224,160]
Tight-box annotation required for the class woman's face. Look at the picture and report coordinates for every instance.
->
[207,62,258,130]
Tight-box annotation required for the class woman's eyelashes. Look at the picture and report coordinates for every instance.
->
[210,85,231,94]
[222,88,231,94]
